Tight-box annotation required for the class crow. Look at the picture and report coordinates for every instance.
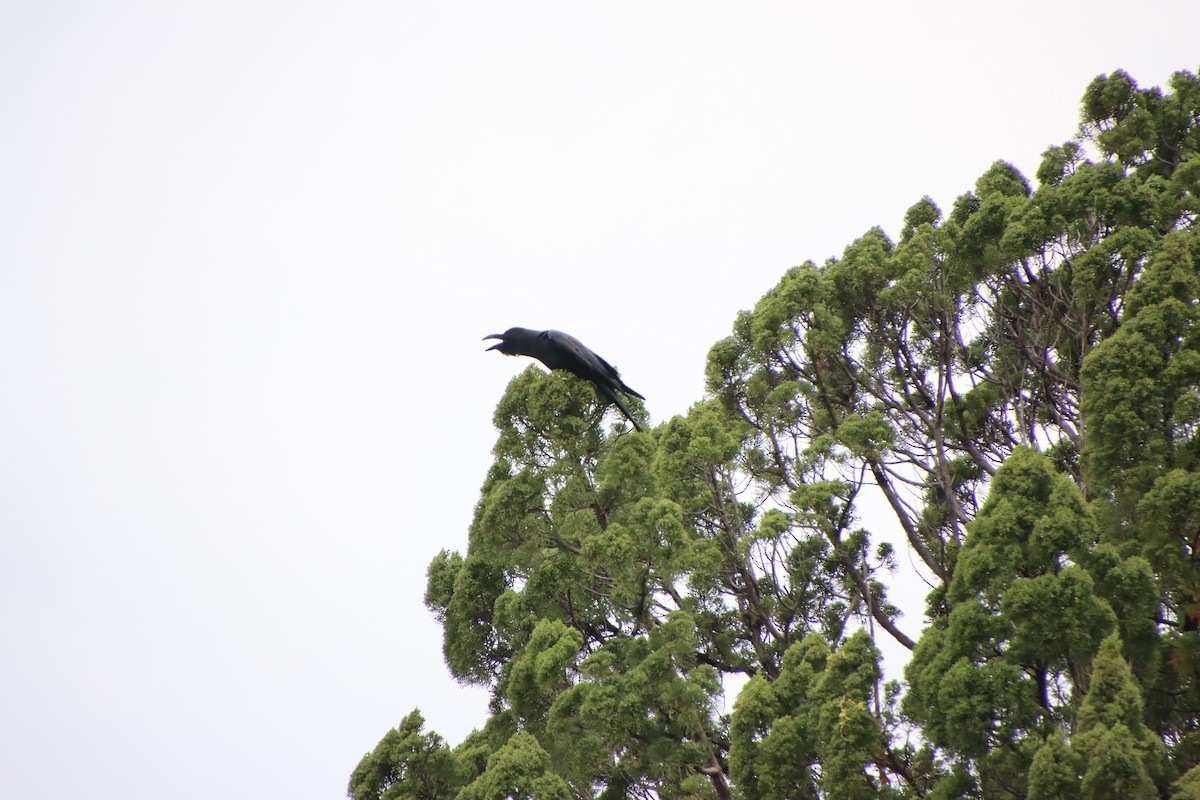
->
[484,327,645,431]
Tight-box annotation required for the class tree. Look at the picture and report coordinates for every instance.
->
[348,711,461,800]
[353,67,1200,800]
[1072,634,1162,800]
[903,447,1117,795]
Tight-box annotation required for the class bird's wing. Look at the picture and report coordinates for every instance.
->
[543,330,644,429]
[543,330,620,379]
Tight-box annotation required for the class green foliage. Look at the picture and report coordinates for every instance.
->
[457,733,572,800]
[1174,765,1200,800]
[354,67,1200,800]
[1073,633,1164,798]
[1077,727,1156,800]
[425,550,507,686]
[905,448,1115,785]
[545,610,724,796]
[506,619,583,726]
[1082,229,1200,512]
[349,711,462,800]
[728,630,903,800]
[1027,734,1079,799]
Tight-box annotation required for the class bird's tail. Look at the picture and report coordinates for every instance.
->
[597,383,643,432]
[618,379,645,401]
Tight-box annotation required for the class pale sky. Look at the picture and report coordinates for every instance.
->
[2,3,1197,798]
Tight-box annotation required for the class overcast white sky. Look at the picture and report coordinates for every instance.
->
[2,2,1197,798]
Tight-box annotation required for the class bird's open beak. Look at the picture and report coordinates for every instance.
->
[483,333,504,351]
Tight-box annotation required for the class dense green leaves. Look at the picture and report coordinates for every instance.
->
[354,67,1200,800]
[905,449,1123,792]
[457,734,573,800]
[730,631,895,800]
[349,711,462,800]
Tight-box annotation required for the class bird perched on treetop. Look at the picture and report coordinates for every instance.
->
[484,327,645,432]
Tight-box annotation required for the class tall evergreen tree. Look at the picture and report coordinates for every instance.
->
[1072,634,1162,800]
[352,67,1200,800]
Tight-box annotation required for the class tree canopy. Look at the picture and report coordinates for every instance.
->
[351,67,1200,800]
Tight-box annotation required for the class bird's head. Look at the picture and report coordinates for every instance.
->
[483,327,533,355]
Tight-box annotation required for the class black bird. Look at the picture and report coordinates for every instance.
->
[484,327,645,431]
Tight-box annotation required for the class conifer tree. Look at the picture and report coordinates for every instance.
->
[352,66,1200,800]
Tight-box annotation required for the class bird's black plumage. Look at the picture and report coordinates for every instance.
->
[484,327,645,431]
